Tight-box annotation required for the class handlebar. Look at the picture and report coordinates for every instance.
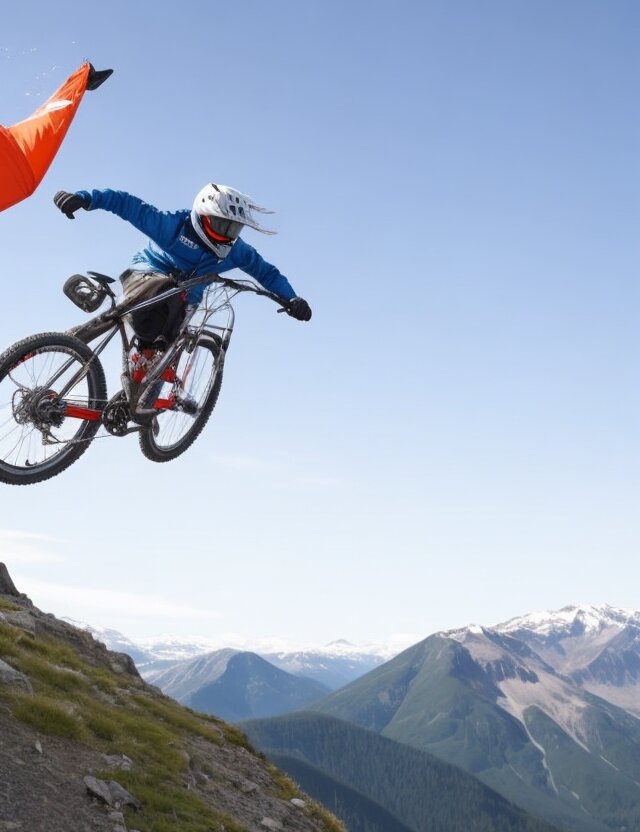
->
[104,271,292,322]
[176,272,289,309]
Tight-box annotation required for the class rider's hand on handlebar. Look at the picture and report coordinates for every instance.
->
[53,191,90,219]
[286,297,312,322]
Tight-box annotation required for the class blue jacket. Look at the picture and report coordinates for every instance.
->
[77,189,297,304]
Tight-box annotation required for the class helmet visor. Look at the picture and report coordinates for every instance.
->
[201,214,244,243]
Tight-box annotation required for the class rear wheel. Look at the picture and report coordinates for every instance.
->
[139,334,224,463]
[0,333,106,485]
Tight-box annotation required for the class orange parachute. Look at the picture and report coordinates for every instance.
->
[0,62,112,212]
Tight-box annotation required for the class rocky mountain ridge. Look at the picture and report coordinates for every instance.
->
[452,603,640,718]
[494,603,640,636]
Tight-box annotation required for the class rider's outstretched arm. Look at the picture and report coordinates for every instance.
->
[53,188,184,248]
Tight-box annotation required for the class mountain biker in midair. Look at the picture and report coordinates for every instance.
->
[52,184,312,352]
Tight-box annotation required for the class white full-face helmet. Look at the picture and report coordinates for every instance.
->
[191,183,276,258]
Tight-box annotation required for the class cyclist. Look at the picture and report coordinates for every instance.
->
[53,184,312,354]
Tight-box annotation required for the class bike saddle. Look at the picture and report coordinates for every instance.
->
[87,270,116,285]
[64,274,111,313]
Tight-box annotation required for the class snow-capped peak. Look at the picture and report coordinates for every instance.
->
[495,604,640,637]
[446,623,485,641]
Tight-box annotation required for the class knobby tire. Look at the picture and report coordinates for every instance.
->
[139,335,224,463]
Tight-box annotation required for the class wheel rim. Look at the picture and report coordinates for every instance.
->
[148,341,217,451]
[0,345,97,472]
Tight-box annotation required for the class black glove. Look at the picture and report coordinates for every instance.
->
[53,191,90,219]
[286,297,312,322]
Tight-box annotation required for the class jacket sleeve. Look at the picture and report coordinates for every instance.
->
[76,189,184,247]
[231,239,297,300]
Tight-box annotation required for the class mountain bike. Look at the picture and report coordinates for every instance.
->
[0,271,288,485]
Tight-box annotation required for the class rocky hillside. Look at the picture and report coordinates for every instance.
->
[0,564,343,832]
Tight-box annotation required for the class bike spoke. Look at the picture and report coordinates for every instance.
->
[0,346,96,471]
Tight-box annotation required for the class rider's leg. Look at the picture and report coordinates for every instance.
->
[120,270,185,350]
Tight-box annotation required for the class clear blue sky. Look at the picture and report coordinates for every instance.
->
[1,0,638,645]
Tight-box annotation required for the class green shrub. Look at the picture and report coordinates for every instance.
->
[11,653,88,693]
[0,626,20,658]
[84,667,119,693]
[85,710,121,741]
[308,802,346,832]
[19,635,84,670]
[12,695,84,739]
[132,694,222,743]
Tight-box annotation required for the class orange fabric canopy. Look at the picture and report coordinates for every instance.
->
[0,62,110,212]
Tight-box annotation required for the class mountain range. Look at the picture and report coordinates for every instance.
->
[72,604,640,831]
[67,619,396,690]
[300,604,640,832]
[143,640,392,698]
[229,605,640,832]
[67,622,397,722]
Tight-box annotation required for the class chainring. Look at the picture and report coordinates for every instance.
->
[102,392,131,437]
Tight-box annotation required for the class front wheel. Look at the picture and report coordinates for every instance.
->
[0,333,106,485]
[139,334,224,463]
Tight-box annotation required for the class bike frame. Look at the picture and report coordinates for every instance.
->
[54,272,285,426]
